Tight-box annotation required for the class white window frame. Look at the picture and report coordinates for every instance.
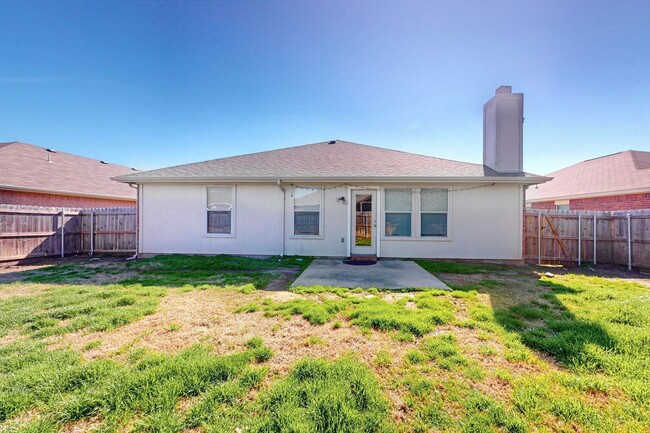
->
[204,185,236,238]
[419,188,450,238]
[290,186,324,239]
[383,188,414,238]
[381,187,453,242]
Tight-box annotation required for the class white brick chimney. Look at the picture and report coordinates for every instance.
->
[483,86,524,173]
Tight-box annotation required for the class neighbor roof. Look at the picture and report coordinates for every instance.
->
[114,140,547,184]
[0,142,137,200]
[527,150,650,202]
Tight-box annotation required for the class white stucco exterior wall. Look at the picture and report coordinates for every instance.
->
[138,182,523,260]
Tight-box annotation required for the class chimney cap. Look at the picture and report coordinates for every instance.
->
[495,86,512,95]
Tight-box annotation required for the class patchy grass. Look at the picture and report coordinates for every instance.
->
[1,256,649,432]
[0,283,165,339]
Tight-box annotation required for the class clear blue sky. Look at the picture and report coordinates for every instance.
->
[1,0,648,175]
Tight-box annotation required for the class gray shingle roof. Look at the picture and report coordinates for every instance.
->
[115,140,544,183]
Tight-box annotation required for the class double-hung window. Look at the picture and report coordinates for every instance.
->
[207,186,234,235]
[420,188,448,237]
[293,187,321,236]
[384,189,412,237]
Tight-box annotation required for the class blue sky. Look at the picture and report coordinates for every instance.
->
[1,0,648,175]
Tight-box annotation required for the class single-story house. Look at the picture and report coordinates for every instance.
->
[527,150,650,211]
[115,86,549,261]
[0,142,137,208]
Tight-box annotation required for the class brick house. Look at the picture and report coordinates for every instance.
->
[0,142,137,208]
[527,150,650,211]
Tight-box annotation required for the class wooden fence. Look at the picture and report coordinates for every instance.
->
[0,205,136,261]
[524,209,650,269]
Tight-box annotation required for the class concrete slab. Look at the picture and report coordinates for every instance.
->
[291,259,450,290]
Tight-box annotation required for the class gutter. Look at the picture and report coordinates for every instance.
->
[113,175,552,186]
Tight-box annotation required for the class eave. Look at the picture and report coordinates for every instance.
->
[0,184,137,202]
[113,175,551,186]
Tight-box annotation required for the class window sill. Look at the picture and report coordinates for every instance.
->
[290,235,324,240]
[203,233,236,239]
[381,236,452,242]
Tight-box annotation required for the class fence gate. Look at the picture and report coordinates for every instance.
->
[524,209,650,269]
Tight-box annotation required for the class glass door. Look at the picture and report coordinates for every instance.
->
[351,190,377,255]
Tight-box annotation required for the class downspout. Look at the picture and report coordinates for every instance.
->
[127,183,139,261]
[277,179,285,258]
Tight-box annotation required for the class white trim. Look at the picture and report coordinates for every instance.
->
[203,185,236,238]
[115,175,551,185]
[290,186,324,239]
[380,186,453,242]
[138,184,144,253]
[346,185,351,257]
[350,188,379,256]
[418,187,452,240]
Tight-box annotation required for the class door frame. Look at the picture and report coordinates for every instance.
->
[347,187,381,257]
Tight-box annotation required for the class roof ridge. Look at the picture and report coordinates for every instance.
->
[131,139,486,178]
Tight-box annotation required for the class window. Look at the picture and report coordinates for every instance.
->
[207,187,233,234]
[421,188,448,237]
[293,187,321,236]
[555,204,570,211]
[385,189,412,236]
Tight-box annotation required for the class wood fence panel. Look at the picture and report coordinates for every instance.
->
[631,216,650,268]
[525,209,650,269]
[0,205,136,261]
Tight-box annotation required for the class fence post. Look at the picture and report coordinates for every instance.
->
[537,210,542,266]
[577,213,581,266]
[60,210,65,258]
[90,211,94,256]
[627,213,632,271]
[593,214,597,265]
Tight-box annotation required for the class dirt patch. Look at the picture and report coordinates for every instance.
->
[0,283,49,300]
[262,267,301,291]
[0,330,25,347]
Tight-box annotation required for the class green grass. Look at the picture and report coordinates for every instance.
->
[18,254,314,289]
[0,341,273,430]
[0,283,165,339]
[254,357,389,433]
[128,253,314,272]
[415,260,506,275]
[247,290,457,336]
[2,256,650,432]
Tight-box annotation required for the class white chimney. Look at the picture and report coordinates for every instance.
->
[483,86,523,173]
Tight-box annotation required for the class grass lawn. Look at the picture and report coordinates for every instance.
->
[0,255,648,433]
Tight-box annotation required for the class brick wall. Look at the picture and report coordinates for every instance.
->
[0,189,135,208]
[570,192,650,211]
[530,201,555,210]
[530,192,650,211]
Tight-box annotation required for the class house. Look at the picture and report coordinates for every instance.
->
[526,150,650,211]
[0,142,137,208]
[115,86,549,261]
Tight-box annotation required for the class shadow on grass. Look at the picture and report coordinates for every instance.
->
[461,268,650,384]
[0,254,313,290]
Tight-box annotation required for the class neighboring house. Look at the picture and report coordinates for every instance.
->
[527,150,650,211]
[115,86,548,261]
[0,142,137,208]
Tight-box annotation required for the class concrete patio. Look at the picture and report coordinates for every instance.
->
[291,259,450,290]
